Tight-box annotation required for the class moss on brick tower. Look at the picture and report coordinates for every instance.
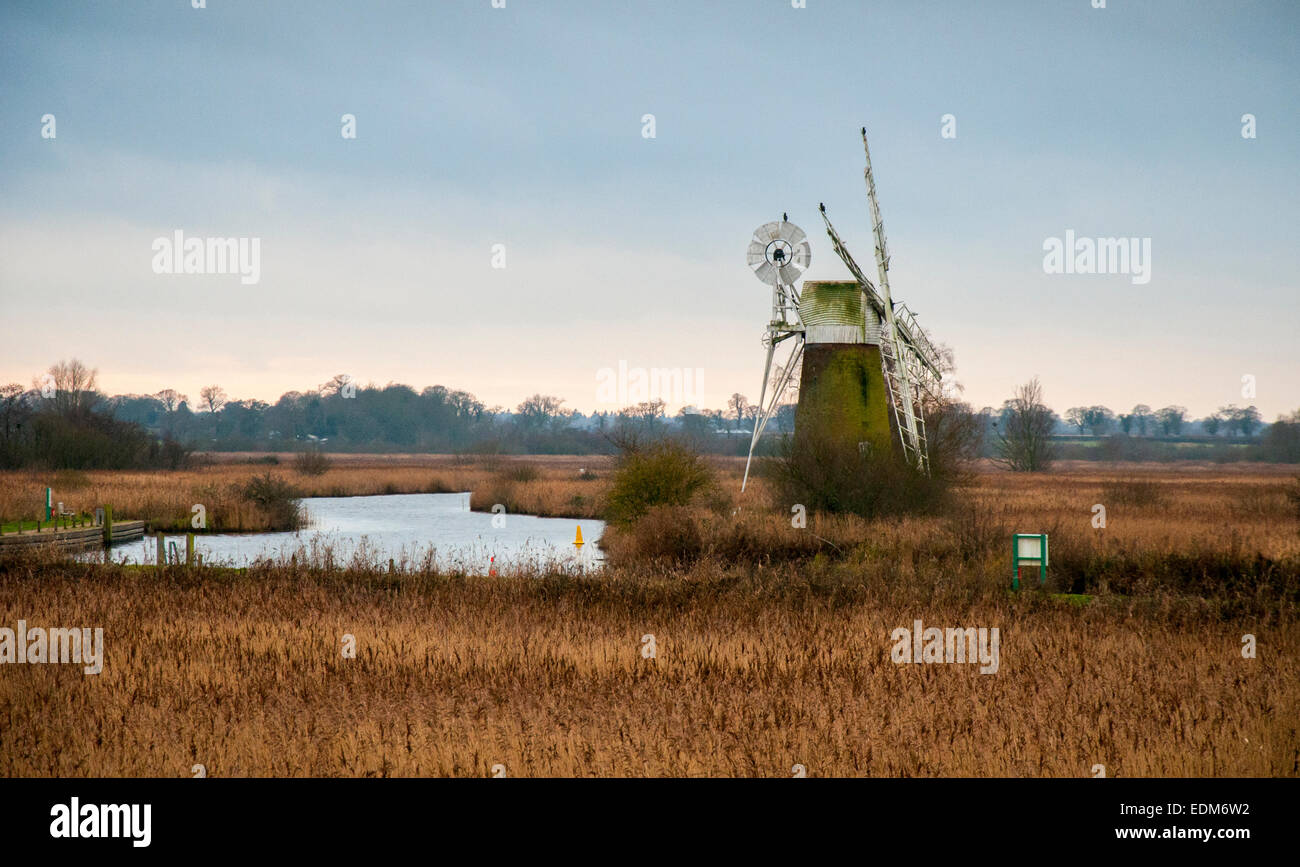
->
[796,343,894,456]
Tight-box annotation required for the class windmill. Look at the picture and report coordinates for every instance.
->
[741,128,942,491]
[741,216,811,491]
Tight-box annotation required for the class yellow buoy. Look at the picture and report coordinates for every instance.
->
[573,525,584,549]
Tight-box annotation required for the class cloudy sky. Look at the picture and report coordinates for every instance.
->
[1,0,1297,419]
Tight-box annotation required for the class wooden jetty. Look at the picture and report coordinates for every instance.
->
[0,517,146,554]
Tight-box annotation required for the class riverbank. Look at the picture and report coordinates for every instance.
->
[0,455,612,534]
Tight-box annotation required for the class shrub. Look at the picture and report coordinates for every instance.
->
[767,426,948,519]
[499,463,540,483]
[946,503,1009,564]
[615,504,704,564]
[239,473,303,530]
[473,480,523,515]
[605,439,714,525]
[294,448,332,477]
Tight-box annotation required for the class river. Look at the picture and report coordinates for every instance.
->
[103,492,603,573]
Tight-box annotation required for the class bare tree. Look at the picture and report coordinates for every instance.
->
[515,394,565,429]
[36,358,98,415]
[200,385,227,414]
[993,377,1057,471]
[319,374,352,397]
[625,399,666,433]
[728,393,749,429]
[155,389,187,413]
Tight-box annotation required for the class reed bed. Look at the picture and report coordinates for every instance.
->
[1,457,1296,777]
[0,549,1294,777]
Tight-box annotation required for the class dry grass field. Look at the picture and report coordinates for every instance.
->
[1,455,1297,777]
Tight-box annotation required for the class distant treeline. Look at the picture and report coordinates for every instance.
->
[3,361,1299,468]
[0,362,189,470]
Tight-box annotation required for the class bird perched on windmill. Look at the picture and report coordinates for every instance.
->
[742,127,943,491]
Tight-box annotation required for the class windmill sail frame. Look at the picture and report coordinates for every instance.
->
[819,128,942,474]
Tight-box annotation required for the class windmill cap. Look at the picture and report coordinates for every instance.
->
[799,281,882,345]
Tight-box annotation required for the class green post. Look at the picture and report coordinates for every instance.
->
[186,533,195,567]
[45,487,52,521]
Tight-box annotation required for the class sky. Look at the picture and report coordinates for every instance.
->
[1,0,1297,420]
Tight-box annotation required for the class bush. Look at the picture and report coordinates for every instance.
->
[768,426,949,519]
[239,473,304,530]
[605,439,714,525]
[294,448,332,476]
[499,463,540,483]
[615,505,705,564]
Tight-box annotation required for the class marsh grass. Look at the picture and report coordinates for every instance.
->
[1101,478,1167,508]
[1,458,1299,777]
[0,546,1295,777]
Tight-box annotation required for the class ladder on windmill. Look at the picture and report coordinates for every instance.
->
[878,327,930,474]
[861,127,933,476]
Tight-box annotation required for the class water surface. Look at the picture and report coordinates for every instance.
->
[106,493,602,573]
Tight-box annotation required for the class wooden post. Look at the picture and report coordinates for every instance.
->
[156,532,165,573]
[103,505,114,547]
[186,533,195,567]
